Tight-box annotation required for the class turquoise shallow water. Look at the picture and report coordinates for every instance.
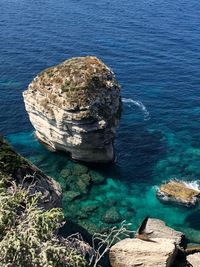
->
[7,107,200,243]
[1,0,200,242]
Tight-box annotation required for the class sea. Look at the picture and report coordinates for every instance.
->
[1,0,200,243]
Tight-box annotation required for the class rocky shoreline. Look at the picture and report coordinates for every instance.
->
[2,56,199,266]
[0,137,200,266]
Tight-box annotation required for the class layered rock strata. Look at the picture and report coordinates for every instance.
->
[23,56,121,163]
[157,180,200,206]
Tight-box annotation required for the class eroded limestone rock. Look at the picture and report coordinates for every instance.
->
[146,218,184,245]
[23,56,121,163]
[187,253,200,267]
[157,180,200,206]
[109,238,178,267]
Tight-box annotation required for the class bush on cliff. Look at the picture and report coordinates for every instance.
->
[0,137,132,267]
[0,176,87,267]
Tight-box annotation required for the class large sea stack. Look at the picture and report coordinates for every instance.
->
[23,56,121,163]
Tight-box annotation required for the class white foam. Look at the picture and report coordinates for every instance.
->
[153,185,159,191]
[161,195,169,201]
[122,98,150,120]
[182,180,200,192]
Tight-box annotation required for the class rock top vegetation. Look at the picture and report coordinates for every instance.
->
[23,56,122,163]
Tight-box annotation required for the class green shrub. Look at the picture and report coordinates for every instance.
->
[0,177,87,267]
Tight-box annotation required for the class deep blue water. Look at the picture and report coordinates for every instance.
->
[1,0,200,242]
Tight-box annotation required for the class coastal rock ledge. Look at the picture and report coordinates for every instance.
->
[23,56,121,163]
[109,238,178,267]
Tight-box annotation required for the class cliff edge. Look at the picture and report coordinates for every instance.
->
[0,136,61,209]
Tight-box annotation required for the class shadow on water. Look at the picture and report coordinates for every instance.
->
[59,220,93,245]
[59,220,111,267]
[7,116,167,186]
[98,124,166,185]
[185,209,200,230]
[6,126,172,237]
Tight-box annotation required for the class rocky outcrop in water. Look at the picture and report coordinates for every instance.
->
[23,56,121,163]
[157,180,200,206]
[0,136,61,209]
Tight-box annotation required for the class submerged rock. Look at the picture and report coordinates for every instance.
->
[23,56,121,163]
[103,207,122,224]
[65,174,91,194]
[72,164,88,175]
[88,170,105,184]
[62,191,81,202]
[157,180,200,206]
[81,203,99,213]
[60,168,71,178]
[109,238,178,267]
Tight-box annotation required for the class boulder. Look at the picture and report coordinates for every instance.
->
[62,191,81,202]
[72,164,88,176]
[23,56,121,163]
[103,207,122,224]
[65,174,91,194]
[157,180,200,206]
[89,170,105,184]
[60,161,93,194]
[81,204,99,213]
[187,253,200,267]
[60,168,71,178]
[145,218,184,245]
[109,238,178,267]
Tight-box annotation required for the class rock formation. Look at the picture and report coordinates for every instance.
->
[0,136,61,209]
[109,218,187,267]
[0,137,94,267]
[145,218,184,245]
[23,56,121,163]
[109,238,178,267]
[187,253,200,267]
[157,180,200,206]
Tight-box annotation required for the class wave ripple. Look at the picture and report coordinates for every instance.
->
[122,98,150,121]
